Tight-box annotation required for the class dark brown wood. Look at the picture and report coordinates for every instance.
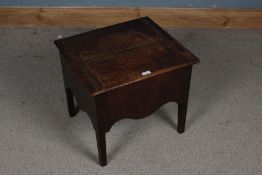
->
[54,16,199,166]
[177,67,192,134]
[65,88,79,117]
[54,16,199,96]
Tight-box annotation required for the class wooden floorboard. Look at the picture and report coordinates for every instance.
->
[0,7,262,28]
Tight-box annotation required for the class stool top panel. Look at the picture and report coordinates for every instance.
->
[54,17,199,96]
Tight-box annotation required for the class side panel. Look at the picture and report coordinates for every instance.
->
[97,66,192,132]
[60,53,97,128]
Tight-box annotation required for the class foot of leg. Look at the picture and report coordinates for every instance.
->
[177,103,188,134]
[95,129,107,166]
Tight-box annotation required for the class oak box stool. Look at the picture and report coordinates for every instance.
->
[54,17,200,166]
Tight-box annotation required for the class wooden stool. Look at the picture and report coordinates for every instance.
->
[54,17,199,166]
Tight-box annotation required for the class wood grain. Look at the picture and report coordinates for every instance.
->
[57,16,198,166]
[54,17,199,96]
[0,7,262,28]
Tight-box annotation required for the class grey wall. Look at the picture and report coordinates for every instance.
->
[0,0,261,8]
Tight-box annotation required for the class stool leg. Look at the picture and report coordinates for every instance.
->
[95,128,107,166]
[177,66,192,134]
[65,88,78,117]
[177,102,188,134]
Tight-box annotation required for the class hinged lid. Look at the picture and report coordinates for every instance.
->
[54,16,199,96]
